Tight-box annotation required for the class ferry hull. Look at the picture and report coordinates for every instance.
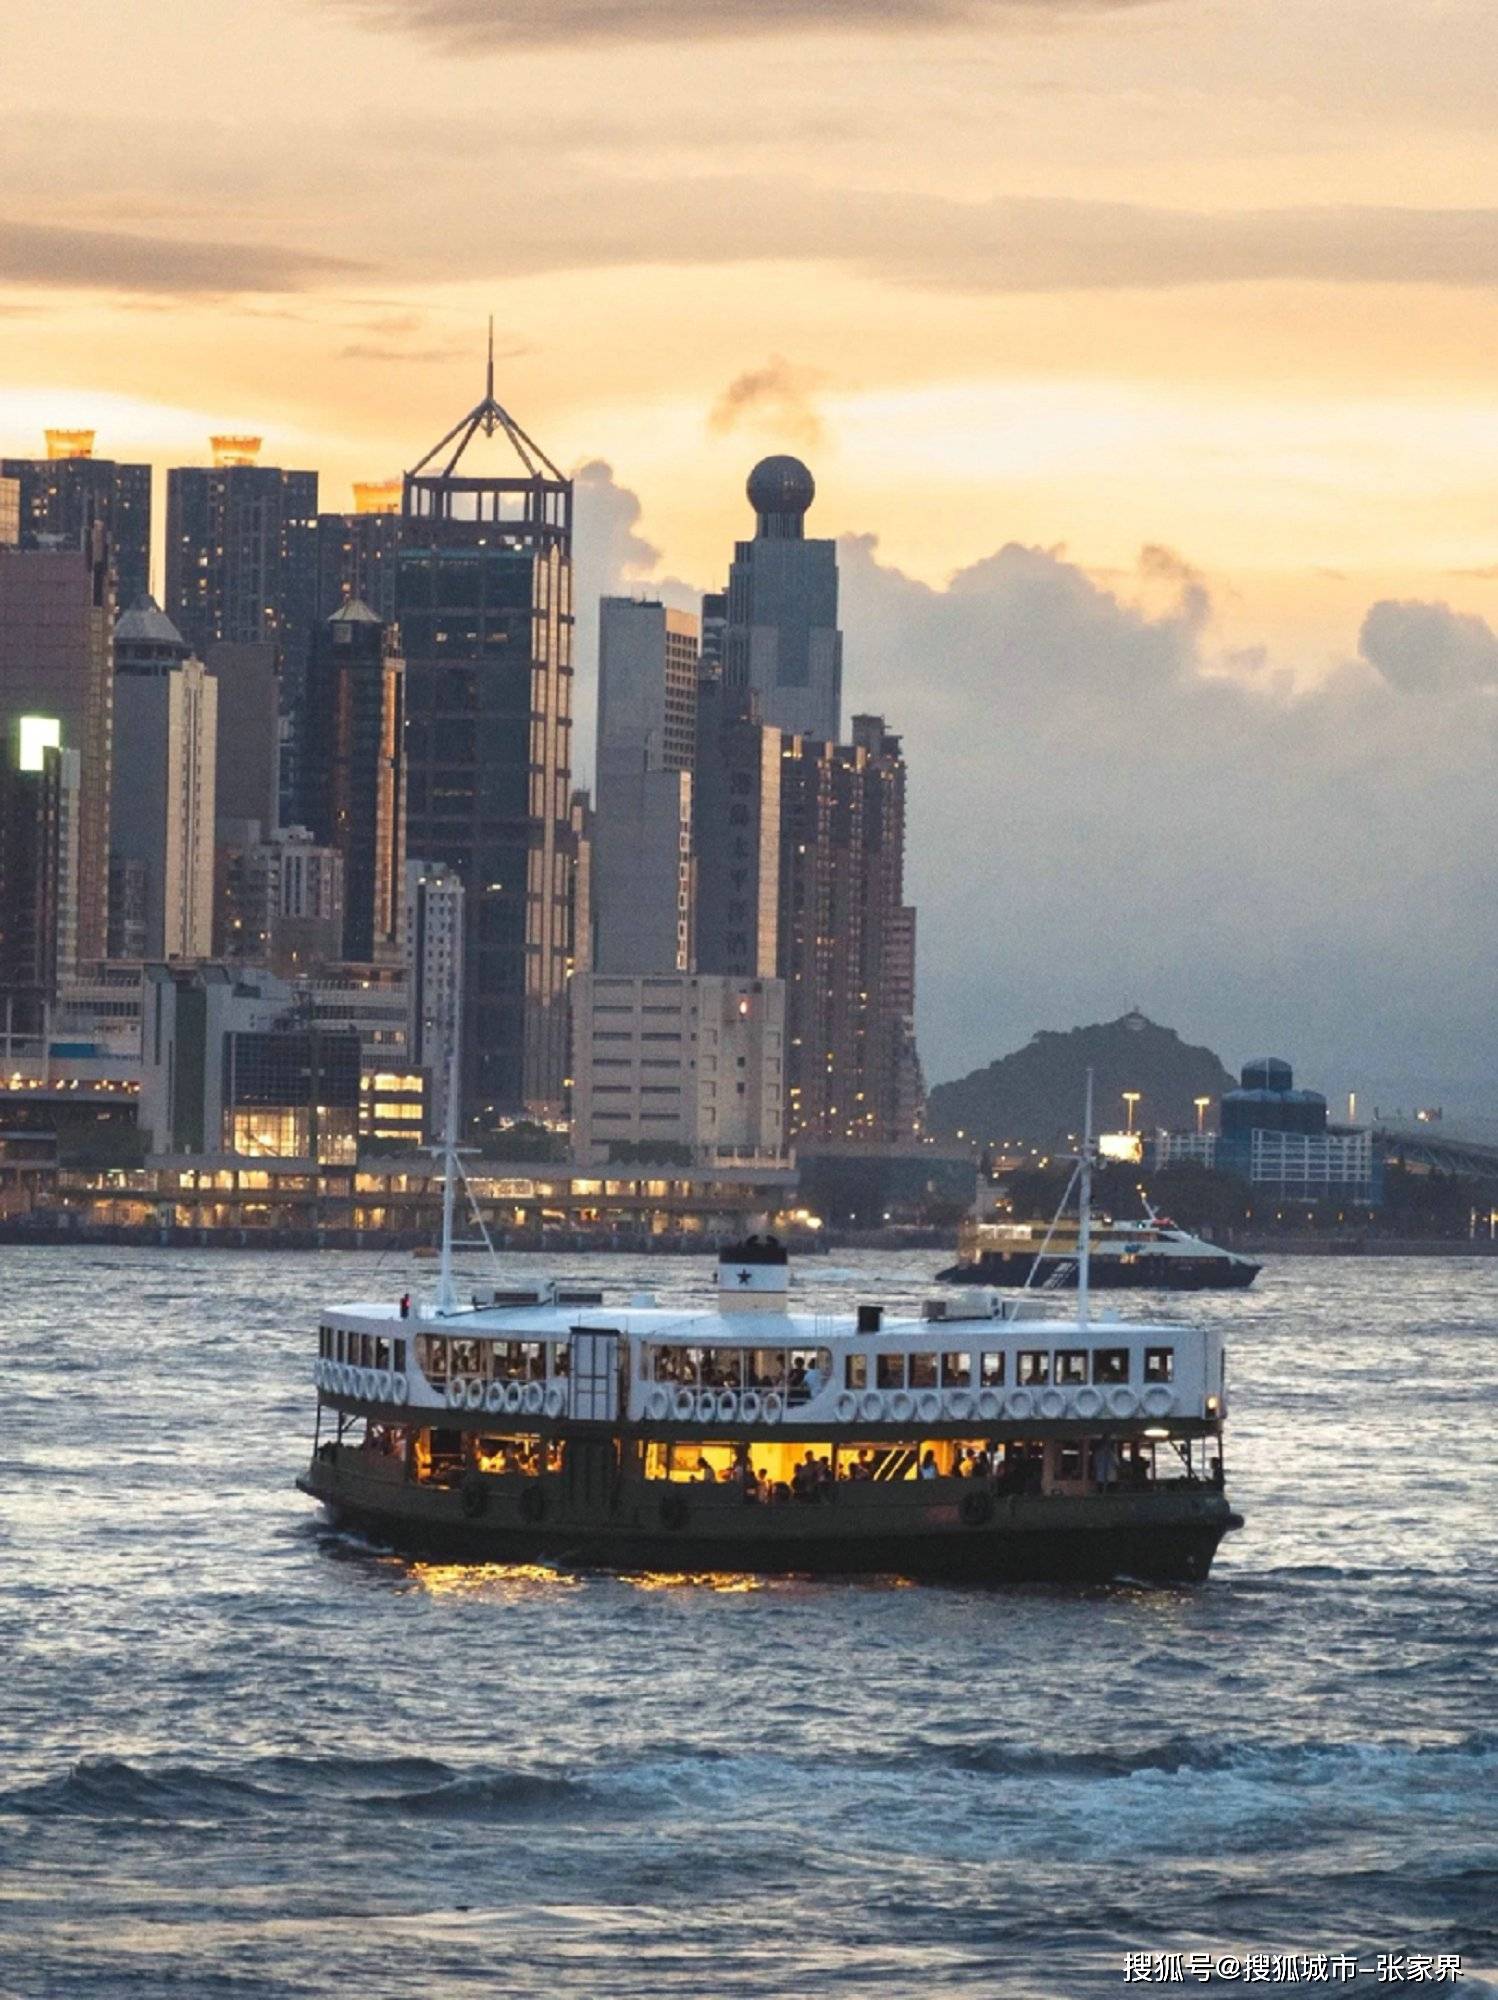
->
[300,1455,1240,1586]
[935,1250,1260,1291]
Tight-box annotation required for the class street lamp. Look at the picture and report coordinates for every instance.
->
[1122,1091,1141,1135]
[1194,1095,1210,1136]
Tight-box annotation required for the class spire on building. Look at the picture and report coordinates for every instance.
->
[406,325,562,482]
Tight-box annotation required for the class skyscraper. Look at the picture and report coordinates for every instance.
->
[315,482,403,625]
[692,675,781,982]
[112,595,218,960]
[399,350,576,1125]
[0,716,80,1030]
[300,601,405,964]
[1,431,151,605]
[164,438,319,663]
[593,598,698,975]
[722,456,842,744]
[405,858,464,1135]
[0,529,113,961]
[0,477,19,549]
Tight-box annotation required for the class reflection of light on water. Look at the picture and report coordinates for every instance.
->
[408,1562,579,1596]
[619,1571,768,1594]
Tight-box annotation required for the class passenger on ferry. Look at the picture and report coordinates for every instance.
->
[972,1446,993,1480]
[1092,1438,1117,1490]
[803,1358,824,1399]
[919,1450,939,1481]
[848,1447,875,1482]
[787,1360,808,1402]
[696,1456,716,1483]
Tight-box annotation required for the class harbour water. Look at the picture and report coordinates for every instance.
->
[2,1248,1494,1998]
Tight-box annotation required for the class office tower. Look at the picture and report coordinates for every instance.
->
[315,483,403,624]
[777,716,916,1142]
[0,478,18,548]
[722,456,842,744]
[570,971,787,1168]
[300,602,405,964]
[0,717,80,1030]
[399,350,574,1126]
[0,530,113,961]
[593,597,698,975]
[699,590,727,677]
[206,641,280,833]
[111,595,218,960]
[692,673,781,980]
[1,431,151,604]
[406,858,465,1134]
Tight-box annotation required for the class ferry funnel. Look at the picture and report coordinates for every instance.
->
[717,1235,789,1313]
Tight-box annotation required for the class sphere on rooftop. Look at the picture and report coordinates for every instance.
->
[747,455,815,521]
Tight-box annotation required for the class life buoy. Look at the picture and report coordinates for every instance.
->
[717,1390,739,1422]
[976,1389,1001,1422]
[503,1381,524,1416]
[543,1385,566,1419]
[946,1389,974,1421]
[376,1369,394,1403]
[888,1390,914,1424]
[660,1490,689,1531]
[834,1391,858,1422]
[739,1390,762,1423]
[761,1391,784,1424]
[697,1390,719,1423]
[1073,1386,1103,1420]
[916,1390,941,1424]
[392,1373,410,1406]
[446,1377,467,1412]
[1142,1385,1175,1418]
[646,1386,670,1421]
[484,1381,505,1415]
[522,1382,544,1416]
[459,1472,488,1519]
[465,1378,486,1413]
[518,1482,546,1525]
[1006,1388,1034,1421]
[1039,1388,1066,1421]
[671,1386,695,1422]
[961,1487,994,1528]
[859,1390,884,1422]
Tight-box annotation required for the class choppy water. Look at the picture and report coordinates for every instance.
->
[1,1247,1494,1999]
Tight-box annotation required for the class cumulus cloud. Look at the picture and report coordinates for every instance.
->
[1358,598,1498,695]
[0,220,356,295]
[327,0,1153,50]
[708,355,825,448]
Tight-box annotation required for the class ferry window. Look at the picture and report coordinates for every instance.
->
[1018,1350,1050,1387]
[393,1340,407,1373]
[1092,1348,1129,1385]
[876,1352,906,1390]
[551,1342,570,1378]
[910,1352,938,1390]
[682,1347,704,1386]
[420,1336,449,1377]
[1055,1350,1087,1386]
[704,1348,744,1388]
[980,1351,1005,1388]
[1057,1444,1085,1482]
[319,1327,330,1359]
[749,1350,785,1389]
[845,1353,867,1391]
[522,1341,545,1380]
[451,1338,481,1376]
[1145,1347,1174,1383]
[375,1338,391,1371]
[941,1351,971,1388]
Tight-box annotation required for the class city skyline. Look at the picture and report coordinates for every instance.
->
[3,0,1494,1111]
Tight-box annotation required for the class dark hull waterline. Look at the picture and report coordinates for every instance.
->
[935,1251,1261,1290]
[301,1462,1240,1586]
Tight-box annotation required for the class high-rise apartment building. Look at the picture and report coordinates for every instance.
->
[0,530,113,961]
[0,477,19,549]
[722,456,842,744]
[164,437,319,663]
[399,356,576,1126]
[214,823,345,973]
[205,641,280,835]
[1,431,151,605]
[593,597,698,975]
[111,595,217,960]
[405,858,465,1135]
[300,602,405,964]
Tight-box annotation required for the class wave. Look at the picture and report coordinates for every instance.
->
[928,1731,1498,1784]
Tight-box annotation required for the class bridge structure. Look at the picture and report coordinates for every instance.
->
[1373,1119,1498,1184]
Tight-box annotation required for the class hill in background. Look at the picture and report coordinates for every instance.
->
[927,1011,1238,1150]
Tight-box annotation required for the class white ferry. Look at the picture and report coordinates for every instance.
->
[298,1102,1242,1584]
[938,1203,1260,1291]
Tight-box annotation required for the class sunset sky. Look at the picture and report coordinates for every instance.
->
[4,0,1495,1107]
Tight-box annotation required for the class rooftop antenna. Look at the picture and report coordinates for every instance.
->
[486,314,494,402]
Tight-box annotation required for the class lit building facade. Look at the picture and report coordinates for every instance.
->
[399,360,576,1125]
[570,971,787,1169]
[1,431,151,605]
[405,858,464,1137]
[299,601,405,964]
[111,595,217,960]
[0,717,80,1027]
